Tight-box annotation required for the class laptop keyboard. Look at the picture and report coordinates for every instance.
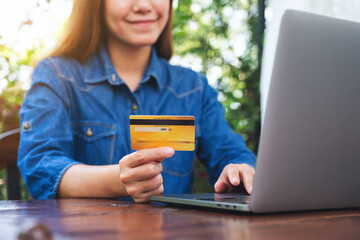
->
[196,196,251,205]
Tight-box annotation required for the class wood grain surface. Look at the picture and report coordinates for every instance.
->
[0,198,359,240]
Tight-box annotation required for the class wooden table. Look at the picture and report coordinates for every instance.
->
[0,198,359,240]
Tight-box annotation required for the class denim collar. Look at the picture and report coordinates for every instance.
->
[84,45,163,89]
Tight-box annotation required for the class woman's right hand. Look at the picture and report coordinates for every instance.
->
[118,147,175,203]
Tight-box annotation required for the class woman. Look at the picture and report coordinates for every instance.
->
[18,0,256,203]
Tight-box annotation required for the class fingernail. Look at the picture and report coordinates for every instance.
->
[232,177,238,185]
[249,186,253,194]
[164,148,174,156]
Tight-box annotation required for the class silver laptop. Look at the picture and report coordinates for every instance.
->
[150,10,360,213]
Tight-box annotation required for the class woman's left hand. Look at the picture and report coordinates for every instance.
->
[214,163,255,195]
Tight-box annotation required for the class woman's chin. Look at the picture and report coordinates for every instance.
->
[132,39,158,47]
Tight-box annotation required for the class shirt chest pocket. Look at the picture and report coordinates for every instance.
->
[72,123,116,165]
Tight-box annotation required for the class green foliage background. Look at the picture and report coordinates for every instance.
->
[173,0,261,192]
[0,0,261,199]
[173,0,260,150]
[0,41,32,200]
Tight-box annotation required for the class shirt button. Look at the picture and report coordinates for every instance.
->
[112,74,116,82]
[23,121,31,130]
[86,128,93,137]
[132,104,138,111]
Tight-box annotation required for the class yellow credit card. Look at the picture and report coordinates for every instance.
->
[130,115,195,151]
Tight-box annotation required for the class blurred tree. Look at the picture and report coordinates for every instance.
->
[172,0,262,191]
[0,41,32,200]
[173,0,261,151]
[0,42,33,132]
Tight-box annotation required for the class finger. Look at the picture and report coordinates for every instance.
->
[227,165,241,186]
[129,162,162,181]
[214,165,234,193]
[127,174,163,197]
[132,175,164,203]
[239,166,255,195]
[214,180,227,193]
[120,162,162,183]
[134,184,164,203]
[127,147,174,167]
[139,174,164,194]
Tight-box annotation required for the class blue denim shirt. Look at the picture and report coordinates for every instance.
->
[18,47,256,199]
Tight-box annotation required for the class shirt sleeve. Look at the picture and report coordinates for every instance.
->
[196,75,256,186]
[17,59,80,199]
